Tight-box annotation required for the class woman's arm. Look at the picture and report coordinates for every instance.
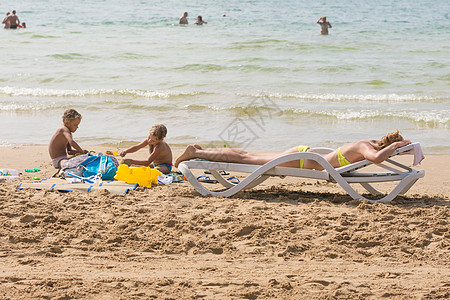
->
[363,140,411,164]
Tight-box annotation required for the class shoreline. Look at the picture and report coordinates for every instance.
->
[2,141,450,156]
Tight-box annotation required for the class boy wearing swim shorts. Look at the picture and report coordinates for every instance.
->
[120,124,173,174]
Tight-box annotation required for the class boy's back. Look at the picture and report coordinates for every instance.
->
[151,140,172,166]
[49,125,72,160]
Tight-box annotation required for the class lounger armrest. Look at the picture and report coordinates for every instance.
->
[393,143,418,156]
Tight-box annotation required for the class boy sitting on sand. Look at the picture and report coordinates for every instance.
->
[120,124,173,174]
[49,109,88,169]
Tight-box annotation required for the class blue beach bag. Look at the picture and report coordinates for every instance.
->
[80,154,119,180]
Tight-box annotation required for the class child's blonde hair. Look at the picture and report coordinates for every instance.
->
[62,109,82,122]
[378,130,403,150]
[149,124,167,140]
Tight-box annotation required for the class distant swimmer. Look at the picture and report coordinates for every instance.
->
[179,12,188,25]
[2,12,10,29]
[317,16,332,35]
[5,10,20,29]
[194,15,207,25]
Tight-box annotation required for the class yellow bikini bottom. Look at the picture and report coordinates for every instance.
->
[296,145,310,168]
[337,147,351,167]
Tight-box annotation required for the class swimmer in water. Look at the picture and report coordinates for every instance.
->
[317,16,332,35]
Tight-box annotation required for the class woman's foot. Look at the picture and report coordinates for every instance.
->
[175,145,198,167]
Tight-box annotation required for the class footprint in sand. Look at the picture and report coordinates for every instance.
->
[20,215,35,223]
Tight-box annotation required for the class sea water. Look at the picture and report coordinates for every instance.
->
[0,0,448,153]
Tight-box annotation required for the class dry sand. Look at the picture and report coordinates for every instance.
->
[0,144,449,299]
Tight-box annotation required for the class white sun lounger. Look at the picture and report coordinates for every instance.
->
[177,143,425,203]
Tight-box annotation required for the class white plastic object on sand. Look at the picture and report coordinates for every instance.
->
[0,169,19,176]
[157,174,173,185]
[0,169,20,180]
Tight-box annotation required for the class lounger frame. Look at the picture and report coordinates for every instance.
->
[178,143,425,203]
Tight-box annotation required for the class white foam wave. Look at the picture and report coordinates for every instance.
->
[0,102,61,111]
[238,92,444,103]
[0,142,13,147]
[287,109,449,124]
[0,86,201,98]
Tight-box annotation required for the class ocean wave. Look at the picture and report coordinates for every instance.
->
[226,39,366,52]
[226,39,319,51]
[184,104,221,111]
[0,142,14,147]
[50,53,87,60]
[174,63,288,73]
[0,102,64,111]
[31,34,59,39]
[174,64,227,72]
[228,39,287,49]
[283,109,449,126]
[0,86,205,98]
[237,92,448,103]
[173,103,449,126]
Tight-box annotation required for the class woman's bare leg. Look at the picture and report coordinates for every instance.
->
[175,145,301,167]
[175,145,264,167]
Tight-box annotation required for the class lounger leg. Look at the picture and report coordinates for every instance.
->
[180,162,287,197]
[178,164,215,196]
[398,178,418,195]
[360,179,417,198]
[332,172,402,203]
[364,173,423,203]
[244,175,270,189]
[360,183,383,195]
[210,170,271,191]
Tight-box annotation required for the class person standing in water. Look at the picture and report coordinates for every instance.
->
[179,12,188,24]
[317,16,332,35]
[6,10,20,29]
[194,16,207,25]
[2,12,10,29]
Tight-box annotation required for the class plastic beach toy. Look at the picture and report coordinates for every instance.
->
[167,172,185,183]
[157,174,173,185]
[25,168,40,172]
[114,164,161,188]
[0,169,20,180]
[0,169,19,176]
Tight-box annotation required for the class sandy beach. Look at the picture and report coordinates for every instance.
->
[0,144,448,299]
[1,0,448,298]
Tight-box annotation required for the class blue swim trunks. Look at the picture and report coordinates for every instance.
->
[155,163,172,173]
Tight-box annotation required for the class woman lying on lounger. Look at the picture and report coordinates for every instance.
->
[175,131,411,169]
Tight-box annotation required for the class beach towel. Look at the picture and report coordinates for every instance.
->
[60,153,119,180]
[18,177,138,195]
